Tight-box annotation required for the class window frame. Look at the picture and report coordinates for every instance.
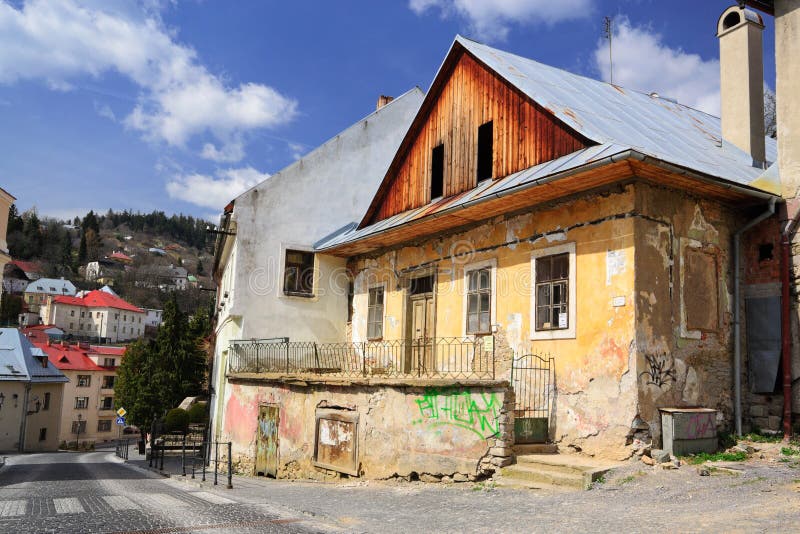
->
[462,259,496,337]
[430,143,445,200]
[77,375,91,387]
[531,242,576,340]
[366,285,386,341]
[97,420,112,432]
[74,396,89,409]
[281,245,316,298]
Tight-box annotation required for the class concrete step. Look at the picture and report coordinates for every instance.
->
[492,477,573,493]
[513,443,558,455]
[499,463,585,489]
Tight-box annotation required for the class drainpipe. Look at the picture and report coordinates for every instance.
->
[734,197,776,436]
[781,205,800,441]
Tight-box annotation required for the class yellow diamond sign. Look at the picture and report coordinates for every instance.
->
[117,407,127,417]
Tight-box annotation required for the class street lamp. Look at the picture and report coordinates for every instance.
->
[75,413,82,449]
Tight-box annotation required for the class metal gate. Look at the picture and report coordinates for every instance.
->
[511,354,553,444]
[255,404,279,477]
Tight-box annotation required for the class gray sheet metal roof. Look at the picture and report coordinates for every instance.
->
[0,328,68,383]
[25,277,77,296]
[456,36,777,190]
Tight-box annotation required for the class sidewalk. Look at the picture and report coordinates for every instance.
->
[113,442,800,533]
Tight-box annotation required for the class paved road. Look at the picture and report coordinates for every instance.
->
[0,450,323,534]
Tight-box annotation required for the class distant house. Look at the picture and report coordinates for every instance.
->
[37,340,126,446]
[148,247,166,256]
[136,264,188,291]
[108,251,133,265]
[9,260,43,281]
[23,277,77,313]
[40,290,146,343]
[3,262,30,294]
[143,308,163,328]
[85,258,126,284]
[0,328,68,452]
[22,324,65,344]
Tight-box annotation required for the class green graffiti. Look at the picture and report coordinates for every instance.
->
[413,389,500,439]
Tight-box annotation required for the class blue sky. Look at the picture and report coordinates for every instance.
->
[0,1,776,222]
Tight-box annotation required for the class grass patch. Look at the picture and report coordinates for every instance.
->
[731,476,766,487]
[781,447,800,456]
[741,432,783,443]
[683,451,747,465]
[616,471,645,486]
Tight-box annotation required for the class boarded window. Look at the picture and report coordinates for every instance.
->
[477,121,493,182]
[466,268,491,334]
[684,249,718,331]
[313,409,359,476]
[367,287,384,340]
[746,296,782,393]
[284,250,314,297]
[430,144,444,199]
[535,253,569,331]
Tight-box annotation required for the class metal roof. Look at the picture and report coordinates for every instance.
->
[0,328,68,383]
[316,35,780,252]
[25,277,77,296]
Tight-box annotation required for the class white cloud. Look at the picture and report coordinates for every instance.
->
[165,166,270,209]
[0,0,297,152]
[594,18,720,115]
[201,139,245,163]
[288,142,306,161]
[409,0,594,41]
[94,101,116,121]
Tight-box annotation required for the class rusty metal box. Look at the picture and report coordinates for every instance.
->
[660,408,718,456]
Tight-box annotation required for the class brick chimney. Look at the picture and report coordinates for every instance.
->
[376,95,394,110]
[717,5,766,166]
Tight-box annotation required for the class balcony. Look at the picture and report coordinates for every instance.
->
[228,336,495,380]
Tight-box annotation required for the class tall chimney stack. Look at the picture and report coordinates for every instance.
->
[717,5,766,166]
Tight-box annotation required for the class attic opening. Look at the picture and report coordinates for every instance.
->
[759,243,774,262]
[722,11,741,30]
[477,121,493,182]
[430,144,444,199]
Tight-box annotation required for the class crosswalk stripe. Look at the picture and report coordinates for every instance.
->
[0,500,26,517]
[102,495,140,511]
[53,497,85,514]
[129,493,188,509]
[189,491,236,505]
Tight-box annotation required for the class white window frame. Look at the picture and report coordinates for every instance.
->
[531,242,577,340]
[366,283,386,340]
[462,258,497,337]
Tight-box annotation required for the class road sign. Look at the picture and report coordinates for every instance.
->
[117,407,127,417]
[115,416,126,426]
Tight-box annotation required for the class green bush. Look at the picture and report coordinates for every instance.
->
[187,402,208,424]
[164,408,190,432]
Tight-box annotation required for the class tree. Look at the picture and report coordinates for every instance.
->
[765,84,777,139]
[114,339,166,444]
[156,295,206,408]
[196,259,204,276]
[78,233,87,265]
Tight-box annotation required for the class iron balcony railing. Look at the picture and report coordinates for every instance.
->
[228,336,495,380]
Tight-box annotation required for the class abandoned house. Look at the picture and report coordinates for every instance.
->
[211,6,794,482]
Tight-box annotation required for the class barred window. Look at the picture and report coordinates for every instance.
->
[77,375,91,387]
[367,287,384,340]
[283,250,314,297]
[535,253,569,331]
[71,420,86,434]
[74,397,89,409]
[466,268,491,334]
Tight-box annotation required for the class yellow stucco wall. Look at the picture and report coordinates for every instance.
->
[350,185,639,458]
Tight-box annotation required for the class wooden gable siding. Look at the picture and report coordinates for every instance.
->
[369,51,589,224]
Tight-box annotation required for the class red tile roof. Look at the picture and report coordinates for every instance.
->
[10,260,42,274]
[53,290,144,313]
[36,342,106,372]
[109,252,133,262]
[90,346,126,356]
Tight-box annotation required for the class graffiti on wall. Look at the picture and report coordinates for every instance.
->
[640,353,676,388]
[412,389,500,439]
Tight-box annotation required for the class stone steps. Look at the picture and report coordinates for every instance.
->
[500,453,615,491]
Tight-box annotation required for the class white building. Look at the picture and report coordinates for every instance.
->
[39,289,146,343]
[144,308,163,328]
[208,89,423,442]
[23,278,77,313]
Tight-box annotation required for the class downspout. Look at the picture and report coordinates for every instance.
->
[18,383,31,452]
[781,205,800,441]
[734,197,776,436]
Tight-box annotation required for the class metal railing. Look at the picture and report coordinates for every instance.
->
[148,433,234,489]
[115,438,131,460]
[228,336,495,380]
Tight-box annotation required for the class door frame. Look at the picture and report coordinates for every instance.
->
[401,267,438,373]
[255,403,280,477]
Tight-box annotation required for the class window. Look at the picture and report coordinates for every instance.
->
[100,397,113,410]
[43,392,50,410]
[74,397,89,409]
[283,250,315,296]
[80,311,85,318]
[114,313,119,319]
[139,317,142,324]
[466,268,492,334]
[347,281,354,323]
[102,375,115,388]
[39,428,47,441]
[477,121,493,182]
[88,311,92,318]
[123,315,127,321]
[430,143,444,199]
[535,253,569,331]
[77,375,91,387]
[532,243,576,340]
[70,310,75,317]
[367,287,385,340]
[97,420,112,432]
[71,420,86,434]
[122,326,126,334]
[104,358,115,367]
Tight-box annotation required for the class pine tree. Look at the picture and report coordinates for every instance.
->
[78,233,87,265]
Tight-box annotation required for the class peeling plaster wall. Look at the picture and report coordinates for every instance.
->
[221,379,513,480]
[349,185,639,459]
[634,183,737,446]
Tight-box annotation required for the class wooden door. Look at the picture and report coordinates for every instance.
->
[255,404,279,477]
[410,294,435,374]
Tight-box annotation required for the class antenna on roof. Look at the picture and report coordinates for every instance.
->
[603,16,614,85]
